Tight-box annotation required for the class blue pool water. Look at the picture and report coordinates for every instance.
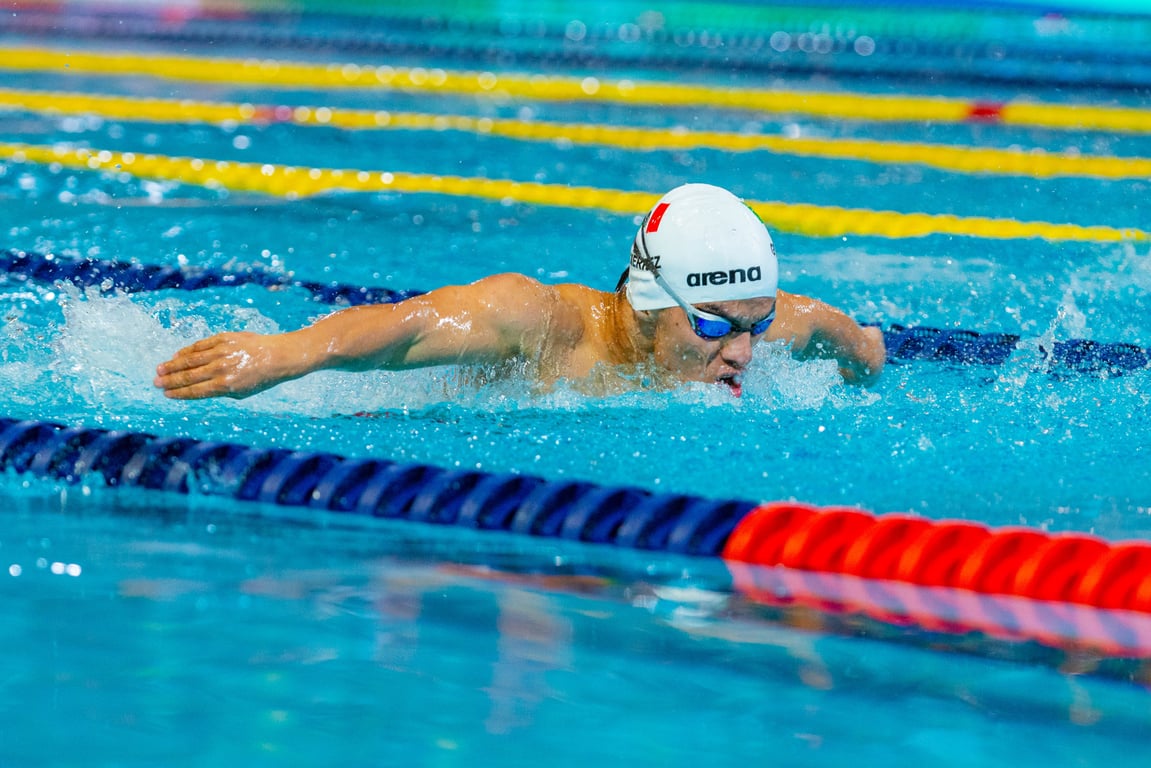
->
[2,1,1151,765]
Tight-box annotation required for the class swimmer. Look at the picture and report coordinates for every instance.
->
[154,183,885,400]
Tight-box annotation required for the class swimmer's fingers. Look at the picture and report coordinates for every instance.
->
[157,377,232,401]
[154,333,273,399]
[155,363,239,399]
[154,360,245,400]
[154,352,211,381]
[155,335,233,384]
[158,333,247,372]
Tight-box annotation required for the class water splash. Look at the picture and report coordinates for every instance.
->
[48,286,192,416]
[742,342,880,411]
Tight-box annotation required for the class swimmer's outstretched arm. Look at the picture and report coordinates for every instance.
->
[154,273,555,400]
[774,291,886,385]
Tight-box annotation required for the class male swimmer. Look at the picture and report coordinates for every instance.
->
[154,183,885,400]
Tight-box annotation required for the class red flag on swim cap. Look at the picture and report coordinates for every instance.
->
[646,202,671,233]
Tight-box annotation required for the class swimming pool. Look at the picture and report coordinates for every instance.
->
[2,0,1151,765]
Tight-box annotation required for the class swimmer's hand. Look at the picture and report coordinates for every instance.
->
[154,332,302,400]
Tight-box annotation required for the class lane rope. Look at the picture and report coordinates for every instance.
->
[0,248,424,306]
[6,87,1151,180]
[4,46,1151,133]
[2,143,1145,243]
[3,249,1148,377]
[1,415,1150,660]
[0,416,754,557]
[725,501,1151,655]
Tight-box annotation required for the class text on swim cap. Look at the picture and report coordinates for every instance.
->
[685,266,762,287]
[630,243,660,272]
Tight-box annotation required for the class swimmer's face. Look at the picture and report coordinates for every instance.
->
[651,296,777,397]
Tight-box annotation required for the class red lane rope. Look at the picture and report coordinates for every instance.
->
[1079,543,1151,611]
[724,502,1151,615]
[725,503,1151,658]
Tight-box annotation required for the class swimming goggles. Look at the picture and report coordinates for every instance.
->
[651,270,775,340]
[634,229,775,341]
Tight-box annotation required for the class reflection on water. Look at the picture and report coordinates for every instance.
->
[0,481,1149,765]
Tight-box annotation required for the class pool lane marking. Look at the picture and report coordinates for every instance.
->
[2,142,1143,243]
[4,46,1151,134]
[4,87,1151,181]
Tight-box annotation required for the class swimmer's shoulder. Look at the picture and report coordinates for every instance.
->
[553,280,613,305]
[467,273,613,336]
[455,273,564,321]
[554,282,618,330]
[462,273,603,350]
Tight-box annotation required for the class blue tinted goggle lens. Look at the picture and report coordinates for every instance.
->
[691,316,736,340]
[689,310,774,340]
[749,314,775,335]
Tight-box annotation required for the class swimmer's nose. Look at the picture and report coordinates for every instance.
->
[721,331,754,369]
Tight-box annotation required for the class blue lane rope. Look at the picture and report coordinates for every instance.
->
[0,249,423,306]
[3,250,1148,376]
[881,324,1151,378]
[0,416,755,556]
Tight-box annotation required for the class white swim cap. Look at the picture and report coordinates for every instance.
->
[625,183,778,311]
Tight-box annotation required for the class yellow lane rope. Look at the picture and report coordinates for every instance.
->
[3,87,1150,180]
[1,142,1143,242]
[4,46,1151,134]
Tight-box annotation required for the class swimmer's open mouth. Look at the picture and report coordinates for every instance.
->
[718,374,743,398]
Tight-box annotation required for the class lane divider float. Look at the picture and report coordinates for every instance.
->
[1,142,1145,242]
[726,502,1151,659]
[1,416,1150,660]
[5,87,1151,180]
[3,46,1151,133]
[0,248,423,306]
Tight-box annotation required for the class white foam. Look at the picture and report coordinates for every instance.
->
[742,341,881,411]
